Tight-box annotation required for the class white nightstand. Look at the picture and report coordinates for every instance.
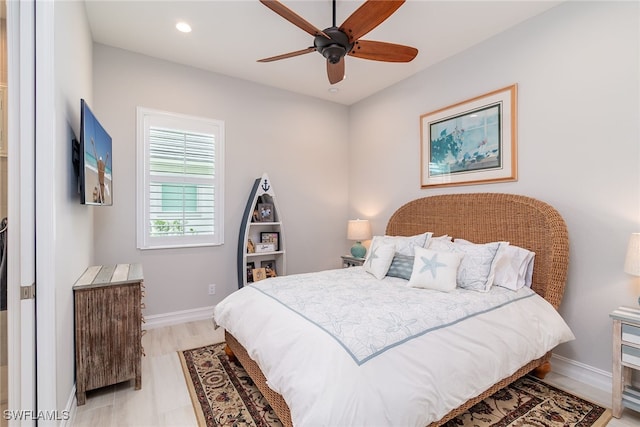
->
[610,306,640,417]
[341,255,365,268]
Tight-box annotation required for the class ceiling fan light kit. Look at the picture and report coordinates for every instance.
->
[258,0,418,85]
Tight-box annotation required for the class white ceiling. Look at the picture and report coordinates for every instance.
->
[84,0,562,105]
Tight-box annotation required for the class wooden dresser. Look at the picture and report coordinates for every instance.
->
[73,264,144,405]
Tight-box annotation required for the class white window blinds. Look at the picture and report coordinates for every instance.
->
[137,108,224,249]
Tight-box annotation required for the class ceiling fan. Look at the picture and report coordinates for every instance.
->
[257,0,418,85]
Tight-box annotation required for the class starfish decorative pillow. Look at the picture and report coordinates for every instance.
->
[363,237,396,279]
[408,246,464,291]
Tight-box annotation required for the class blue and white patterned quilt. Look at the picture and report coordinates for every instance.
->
[250,267,535,365]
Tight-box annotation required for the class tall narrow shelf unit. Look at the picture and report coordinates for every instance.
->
[237,173,286,288]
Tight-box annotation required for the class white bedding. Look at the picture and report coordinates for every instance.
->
[214,267,574,427]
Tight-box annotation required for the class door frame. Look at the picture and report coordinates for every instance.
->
[34,0,58,421]
[6,0,37,424]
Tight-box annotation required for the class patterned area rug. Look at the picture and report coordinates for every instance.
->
[179,343,611,427]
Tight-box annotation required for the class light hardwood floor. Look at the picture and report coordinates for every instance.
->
[72,319,640,426]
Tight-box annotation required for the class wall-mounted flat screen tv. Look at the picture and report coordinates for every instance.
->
[78,99,112,205]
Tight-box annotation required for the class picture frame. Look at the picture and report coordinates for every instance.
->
[420,84,517,188]
[246,262,255,283]
[252,267,267,282]
[257,203,274,222]
[255,242,276,253]
[261,259,277,277]
[260,231,280,251]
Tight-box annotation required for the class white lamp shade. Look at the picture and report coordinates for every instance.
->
[624,233,640,276]
[347,219,371,241]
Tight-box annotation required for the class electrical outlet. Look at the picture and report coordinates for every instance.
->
[208,284,216,295]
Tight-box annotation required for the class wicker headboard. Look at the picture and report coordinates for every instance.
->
[385,193,569,309]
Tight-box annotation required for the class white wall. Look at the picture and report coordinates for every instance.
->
[53,0,94,412]
[92,45,350,316]
[349,1,639,374]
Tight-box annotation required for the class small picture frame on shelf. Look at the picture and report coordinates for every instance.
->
[261,260,277,277]
[246,262,255,283]
[252,267,267,282]
[255,242,276,253]
[257,203,274,222]
[260,231,280,251]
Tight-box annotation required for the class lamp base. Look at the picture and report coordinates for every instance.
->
[350,242,366,259]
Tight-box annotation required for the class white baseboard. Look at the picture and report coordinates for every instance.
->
[551,353,613,392]
[551,352,640,393]
[143,305,215,330]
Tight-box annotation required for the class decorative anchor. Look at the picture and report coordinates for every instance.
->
[261,179,270,192]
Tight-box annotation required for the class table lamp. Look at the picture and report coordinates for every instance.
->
[347,219,371,258]
[624,233,640,305]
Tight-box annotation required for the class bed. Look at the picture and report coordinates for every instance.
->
[214,193,573,427]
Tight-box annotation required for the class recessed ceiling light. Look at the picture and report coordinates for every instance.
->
[176,22,192,33]
[328,87,339,93]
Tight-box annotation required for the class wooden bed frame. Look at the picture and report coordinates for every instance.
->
[225,193,569,427]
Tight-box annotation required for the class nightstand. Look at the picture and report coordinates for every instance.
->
[341,255,365,268]
[610,306,640,417]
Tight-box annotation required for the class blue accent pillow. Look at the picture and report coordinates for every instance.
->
[386,254,414,280]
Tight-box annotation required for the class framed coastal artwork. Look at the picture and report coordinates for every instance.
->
[420,84,517,188]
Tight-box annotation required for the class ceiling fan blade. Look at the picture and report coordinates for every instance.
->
[339,0,405,42]
[260,0,329,38]
[258,47,316,63]
[348,40,418,62]
[327,58,345,85]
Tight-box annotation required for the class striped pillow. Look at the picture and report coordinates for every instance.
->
[386,254,414,280]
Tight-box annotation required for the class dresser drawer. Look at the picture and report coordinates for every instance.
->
[623,324,640,345]
[622,345,640,367]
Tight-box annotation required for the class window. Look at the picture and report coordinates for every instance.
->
[136,108,224,249]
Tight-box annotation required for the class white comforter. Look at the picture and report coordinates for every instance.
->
[214,267,574,427]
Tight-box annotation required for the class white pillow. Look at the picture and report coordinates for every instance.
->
[375,232,433,256]
[493,244,536,290]
[408,246,463,292]
[432,238,507,292]
[426,235,452,250]
[363,237,396,279]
